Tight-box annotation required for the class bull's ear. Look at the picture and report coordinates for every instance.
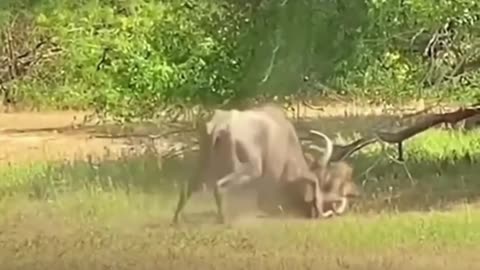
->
[313,160,323,170]
[309,160,320,170]
[303,153,317,169]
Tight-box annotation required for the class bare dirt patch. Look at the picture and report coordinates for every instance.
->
[0,108,479,269]
[0,100,466,163]
[0,111,169,163]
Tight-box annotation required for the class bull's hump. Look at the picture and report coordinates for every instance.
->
[209,109,283,139]
[207,109,237,134]
[244,110,278,124]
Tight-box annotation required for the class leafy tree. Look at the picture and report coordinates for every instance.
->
[1,0,479,120]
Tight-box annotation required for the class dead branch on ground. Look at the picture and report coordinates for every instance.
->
[302,105,480,162]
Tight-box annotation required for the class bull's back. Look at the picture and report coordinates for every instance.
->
[242,111,292,179]
[202,108,311,183]
[279,122,314,183]
[246,110,311,182]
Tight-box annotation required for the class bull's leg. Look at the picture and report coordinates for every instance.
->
[172,179,196,224]
[216,166,259,188]
[255,179,282,216]
[213,185,225,224]
[299,179,324,219]
[311,181,324,218]
[213,164,261,224]
[255,185,269,215]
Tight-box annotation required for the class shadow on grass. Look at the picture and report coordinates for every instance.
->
[0,114,479,221]
[299,114,480,213]
[350,152,480,213]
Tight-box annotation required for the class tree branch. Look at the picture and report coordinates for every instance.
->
[303,105,480,162]
[374,107,480,144]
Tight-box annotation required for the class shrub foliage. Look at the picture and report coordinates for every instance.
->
[1,0,479,119]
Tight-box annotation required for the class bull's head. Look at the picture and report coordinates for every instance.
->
[303,130,362,216]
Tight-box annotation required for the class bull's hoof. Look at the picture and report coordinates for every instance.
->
[171,212,188,226]
[216,215,226,224]
[170,217,181,226]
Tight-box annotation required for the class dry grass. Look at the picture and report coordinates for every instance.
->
[1,196,480,270]
[0,204,480,269]
[0,106,479,269]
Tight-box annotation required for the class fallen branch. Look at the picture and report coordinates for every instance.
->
[375,107,480,144]
[93,127,196,139]
[303,104,480,162]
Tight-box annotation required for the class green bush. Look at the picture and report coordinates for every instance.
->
[0,0,248,118]
[1,0,480,119]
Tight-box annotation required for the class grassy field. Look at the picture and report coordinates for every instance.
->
[0,108,479,269]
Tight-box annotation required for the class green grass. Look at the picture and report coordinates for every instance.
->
[0,127,479,269]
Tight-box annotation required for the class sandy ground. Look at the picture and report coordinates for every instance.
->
[0,111,173,163]
[0,108,336,163]
[1,109,480,269]
[0,100,471,163]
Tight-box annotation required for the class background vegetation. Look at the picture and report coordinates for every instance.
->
[1,125,479,269]
[1,1,480,267]
[1,0,480,120]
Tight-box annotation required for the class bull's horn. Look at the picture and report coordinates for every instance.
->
[333,197,348,215]
[321,209,334,218]
[308,144,325,154]
[309,130,333,166]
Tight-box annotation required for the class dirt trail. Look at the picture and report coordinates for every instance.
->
[0,102,469,164]
[0,111,151,163]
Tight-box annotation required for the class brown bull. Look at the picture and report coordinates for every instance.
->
[172,104,335,224]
